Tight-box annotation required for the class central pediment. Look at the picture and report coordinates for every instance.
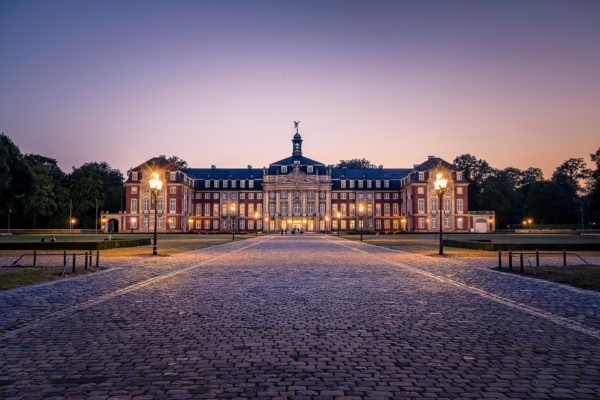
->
[275,170,320,185]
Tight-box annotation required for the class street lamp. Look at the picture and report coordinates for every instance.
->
[70,218,77,234]
[188,218,193,232]
[230,203,237,240]
[149,171,163,255]
[336,211,341,236]
[433,172,448,255]
[254,211,259,236]
[358,203,364,241]
[101,217,107,231]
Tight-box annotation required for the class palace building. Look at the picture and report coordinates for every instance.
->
[101,129,495,234]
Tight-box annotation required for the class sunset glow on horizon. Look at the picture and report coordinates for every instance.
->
[1,0,599,176]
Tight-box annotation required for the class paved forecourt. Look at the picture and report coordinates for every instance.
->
[1,235,599,399]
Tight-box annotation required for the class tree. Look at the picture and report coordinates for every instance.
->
[552,157,589,195]
[68,162,124,228]
[23,154,67,228]
[480,169,521,228]
[453,154,494,210]
[524,180,578,224]
[0,133,35,227]
[167,156,188,169]
[520,167,544,187]
[334,158,377,169]
[586,148,600,222]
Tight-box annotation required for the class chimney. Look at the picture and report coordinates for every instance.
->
[428,155,435,159]
[247,165,252,169]
[211,165,216,169]
[159,154,166,158]
[378,165,383,169]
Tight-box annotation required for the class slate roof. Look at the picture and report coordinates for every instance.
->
[182,168,264,180]
[331,168,411,180]
[269,155,324,166]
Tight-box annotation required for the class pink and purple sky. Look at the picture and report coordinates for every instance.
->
[1,0,599,177]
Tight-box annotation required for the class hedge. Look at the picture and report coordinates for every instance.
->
[0,238,151,251]
[443,239,600,251]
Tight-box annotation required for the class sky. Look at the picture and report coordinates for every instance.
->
[1,0,599,177]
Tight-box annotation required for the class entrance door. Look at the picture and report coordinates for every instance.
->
[475,219,488,233]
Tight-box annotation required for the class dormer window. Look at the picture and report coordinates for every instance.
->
[349,180,355,188]
[170,171,176,181]
[204,180,210,188]
[384,180,389,188]
[132,171,138,180]
[341,180,346,189]
[281,166,287,173]
[249,180,254,188]
[307,166,313,173]
[223,180,228,188]
[418,172,424,181]
[376,180,381,188]
[240,180,245,188]
[457,172,463,181]
[367,180,372,188]
[231,180,236,188]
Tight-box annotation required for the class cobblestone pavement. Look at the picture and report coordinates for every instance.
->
[1,235,599,399]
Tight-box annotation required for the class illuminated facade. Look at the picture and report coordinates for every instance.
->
[101,131,495,233]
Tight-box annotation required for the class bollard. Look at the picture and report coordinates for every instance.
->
[72,253,76,273]
[563,250,567,266]
[498,250,502,269]
[520,253,524,273]
[33,250,37,268]
[63,250,67,266]
[536,249,539,267]
[508,250,512,271]
[96,251,99,268]
[84,251,88,270]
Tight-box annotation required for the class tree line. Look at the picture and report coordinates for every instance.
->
[454,150,600,228]
[0,133,124,230]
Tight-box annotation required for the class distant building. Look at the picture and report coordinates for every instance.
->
[101,130,494,233]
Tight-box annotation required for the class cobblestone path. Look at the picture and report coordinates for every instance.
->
[1,235,599,399]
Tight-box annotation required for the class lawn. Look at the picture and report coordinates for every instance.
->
[340,233,600,258]
[0,265,105,291]
[496,264,600,292]
[0,233,251,257]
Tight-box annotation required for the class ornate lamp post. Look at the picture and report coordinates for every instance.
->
[433,172,448,255]
[149,172,163,255]
[254,211,259,236]
[230,203,237,240]
[358,203,364,241]
[336,211,341,237]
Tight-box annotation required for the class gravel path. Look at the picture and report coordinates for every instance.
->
[1,234,599,399]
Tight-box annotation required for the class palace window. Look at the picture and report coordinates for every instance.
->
[130,218,137,228]
[376,220,381,229]
[281,191,287,199]
[157,216,163,228]
[222,203,228,215]
[350,220,356,229]
[307,191,314,199]
[340,203,347,216]
[332,220,338,229]
[281,203,288,215]
[170,187,176,194]
[445,217,451,228]
[384,193,390,199]
[457,199,463,212]
[307,166,313,173]
[358,180,363,188]
[213,220,219,229]
[157,198,163,212]
[144,187,149,194]
[384,180,389,188]
[249,180,254,188]
[367,204,373,216]
[393,203,399,215]
[240,204,245,216]
[269,203,275,216]
[418,187,424,194]
[358,193,363,200]
[257,193,263,200]
[349,193,355,200]
[204,181,210,188]
[131,198,137,212]
[350,180,355,188]
[240,180,245,188]
[431,198,437,212]
[143,217,149,229]
[248,193,254,200]
[332,193,338,200]
[376,180,381,188]
[375,193,381,199]
[418,218,424,228]
[294,202,301,215]
[240,193,245,200]
[418,199,424,213]
[384,220,390,230]
[341,220,347,230]
[307,202,314,215]
[281,166,287,173]
[367,180,372,189]
[169,218,176,228]
[202,220,209,230]
[231,180,236,188]
[367,193,373,200]
[457,187,463,194]
[248,220,254,230]
[169,199,176,213]
[393,220,399,230]
[418,172,424,181]
[375,204,381,216]
[332,204,337,214]
[445,198,451,212]
[431,218,437,228]
[319,203,325,216]
[205,203,210,216]
[294,191,300,199]
[340,180,346,189]
[457,218,463,229]
[144,198,149,212]
[131,186,138,194]
[319,191,325,199]
[349,204,355,216]
[222,193,228,200]
[170,172,176,181]
[393,193,399,199]
[213,203,219,216]
[457,172,463,181]
[384,203,390,216]
[341,193,347,200]
[239,220,245,229]
[223,180,228,188]
[248,203,254,215]
[231,193,236,200]
[132,171,138,180]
